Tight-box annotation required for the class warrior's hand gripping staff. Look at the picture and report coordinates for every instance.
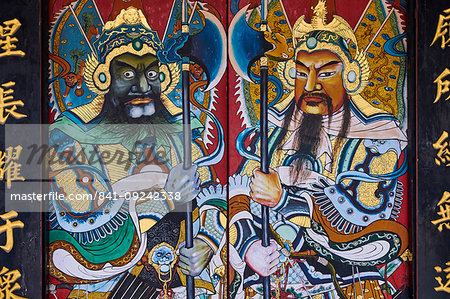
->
[58,1,225,296]
[230,0,407,298]
[229,1,291,297]
[164,1,227,297]
[181,2,195,298]
[258,2,271,298]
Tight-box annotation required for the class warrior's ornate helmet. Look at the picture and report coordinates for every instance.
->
[84,7,162,95]
[279,0,370,96]
[83,7,180,114]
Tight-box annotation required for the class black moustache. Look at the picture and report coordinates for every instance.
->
[298,92,333,104]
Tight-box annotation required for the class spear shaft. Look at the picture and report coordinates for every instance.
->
[182,57,195,298]
[260,0,271,295]
[181,1,195,298]
[260,52,271,299]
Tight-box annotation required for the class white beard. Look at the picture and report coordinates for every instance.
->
[128,101,156,118]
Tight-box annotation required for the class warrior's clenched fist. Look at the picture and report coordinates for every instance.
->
[250,167,283,207]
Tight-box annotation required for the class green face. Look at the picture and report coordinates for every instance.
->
[108,53,161,119]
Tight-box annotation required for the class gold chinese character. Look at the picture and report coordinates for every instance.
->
[0,211,24,253]
[0,145,25,189]
[0,82,27,125]
[0,19,25,58]
[433,68,450,103]
[435,261,450,293]
[431,8,450,49]
[431,191,450,231]
[433,131,450,166]
[0,267,27,299]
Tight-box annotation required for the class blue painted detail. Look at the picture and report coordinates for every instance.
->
[249,70,284,106]
[377,77,384,82]
[274,223,299,244]
[324,152,407,226]
[274,11,283,16]
[230,11,269,79]
[255,99,260,104]
[382,33,390,40]
[255,23,261,28]
[389,75,397,79]
[279,20,287,24]
[184,16,225,88]
[158,35,188,63]
[51,164,125,233]
[367,14,377,21]
[160,0,204,63]
[383,33,407,57]
[348,71,357,83]
[368,82,374,86]
[49,3,103,110]
[351,44,357,49]
[373,42,381,47]
[367,53,375,58]
[372,100,380,105]
[283,154,318,172]
[236,127,260,162]
[361,22,367,27]
[92,229,100,241]
[230,0,242,15]
[385,87,393,91]
[193,107,225,167]
[342,40,350,51]
[307,37,317,49]
[393,61,401,65]
[336,151,408,183]
[163,1,204,44]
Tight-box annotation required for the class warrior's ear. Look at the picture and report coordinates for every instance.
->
[342,51,370,96]
[158,61,182,116]
[85,54,110,95]
[160,62,180,95]
[277,59,296,91]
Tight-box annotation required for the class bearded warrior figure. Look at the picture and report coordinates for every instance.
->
[48,1,227,298]
[228,0,410,297]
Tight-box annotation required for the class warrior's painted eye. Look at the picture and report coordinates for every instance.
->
[123,70,135,79]
[147,70,158,80]
[296,71,307,78]
[318,71,336,78]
